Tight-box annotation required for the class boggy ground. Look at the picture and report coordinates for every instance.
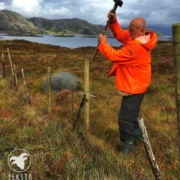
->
[0,39,179,180]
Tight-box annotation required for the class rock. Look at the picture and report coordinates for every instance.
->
[42,72,83,94]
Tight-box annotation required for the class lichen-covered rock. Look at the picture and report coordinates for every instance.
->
[43,72,83,94]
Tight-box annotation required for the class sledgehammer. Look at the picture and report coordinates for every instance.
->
[90,0,123,62]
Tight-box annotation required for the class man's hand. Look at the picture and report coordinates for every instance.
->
[107,10,117,23]
[98,34,106,43]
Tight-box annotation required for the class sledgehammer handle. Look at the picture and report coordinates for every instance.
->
[90,4,118,63]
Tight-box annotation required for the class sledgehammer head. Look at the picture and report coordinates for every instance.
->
[114,0,123,7]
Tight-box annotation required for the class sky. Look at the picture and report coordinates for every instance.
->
[0,0,179,28]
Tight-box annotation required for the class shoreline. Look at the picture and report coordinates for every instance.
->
[0,36,172,49]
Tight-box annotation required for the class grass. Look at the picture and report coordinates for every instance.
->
[0,39,179,179]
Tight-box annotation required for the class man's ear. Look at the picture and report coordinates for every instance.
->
[140,28,145,34]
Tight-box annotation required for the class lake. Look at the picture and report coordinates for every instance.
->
[0,34,171,49]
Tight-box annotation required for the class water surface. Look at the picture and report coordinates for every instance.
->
[0,34,171,49]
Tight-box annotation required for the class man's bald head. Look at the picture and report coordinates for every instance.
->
[129,17,147,39]
[130,17,147,30]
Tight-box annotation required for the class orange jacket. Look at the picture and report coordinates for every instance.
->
[98,21,157,94]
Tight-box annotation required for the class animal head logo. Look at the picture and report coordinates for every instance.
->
[8,149,32,173]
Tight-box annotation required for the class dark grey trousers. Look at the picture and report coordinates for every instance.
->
[118,92,145,141]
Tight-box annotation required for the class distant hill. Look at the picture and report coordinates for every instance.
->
[148,26,172,36]
[27,17,109,36]
[0,9,166,36]
[0,9,41,34]
[27,17,164,37]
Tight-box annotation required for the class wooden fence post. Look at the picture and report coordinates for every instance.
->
[7,48,14,77]
[72,93,86,131]
[137,117,162,180]
[84,59,89,130]
[1,54,5,78]
[47,67,51,113]
[13,63,18,91]
[21,68,30,104]
[172,23,180,168]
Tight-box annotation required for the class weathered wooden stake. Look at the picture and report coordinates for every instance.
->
[47,67,51,113]
[72,93,86,131]
[84,59,89,130]
[21,68,30,104]
[1,54,5,78]
[7,48,14,77]
[137,117,162,180]
[13,63,18,91]
[172,23,180,168]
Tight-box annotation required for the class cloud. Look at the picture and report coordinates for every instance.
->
[113,0,180,26]
[0,0,12,5]
[11,0,43,17]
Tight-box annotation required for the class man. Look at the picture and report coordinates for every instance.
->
[98,11,157,155]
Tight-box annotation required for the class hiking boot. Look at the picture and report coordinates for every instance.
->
[121,138,135,155]
[134,128,142,141]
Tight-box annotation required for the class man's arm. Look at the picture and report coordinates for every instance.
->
[98,38,142,66]
[107,11,130,43]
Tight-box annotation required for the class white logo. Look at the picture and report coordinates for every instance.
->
[8,149,32,173]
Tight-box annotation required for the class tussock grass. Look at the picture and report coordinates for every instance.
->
[0,40,179,179]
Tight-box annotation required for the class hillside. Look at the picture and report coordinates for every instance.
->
[0,9,41,34]
[0,9,164,37]
[27,17,109,36]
